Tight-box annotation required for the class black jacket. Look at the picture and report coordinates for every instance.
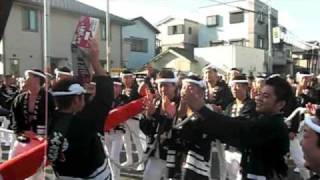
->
[195,106,289,179]
[139,98,174,160]
[47,76,113,178]
[11,88,55,134]
[224,97,256,119]
[204,81,233,110]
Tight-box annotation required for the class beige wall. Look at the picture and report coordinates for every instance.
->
[4,4,43,76]
[157,18,185,48]
[3,3,124,76]
[98,23,122,68]
[151,53,191,72]
[184,20,199,47]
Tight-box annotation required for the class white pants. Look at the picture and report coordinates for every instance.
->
[143,157,167,180]
[225,150,242,180]
[210,141,227,180]
[122,118,145,164]
[290,137,310,180]
[104,131,123,180]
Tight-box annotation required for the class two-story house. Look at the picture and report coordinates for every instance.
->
[196,0,296,74]
[122,16,160,70]
[1,0,133,76]
[156,17,199,52]
[198,0,277,49]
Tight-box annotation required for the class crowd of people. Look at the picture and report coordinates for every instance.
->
[0,39,320,180]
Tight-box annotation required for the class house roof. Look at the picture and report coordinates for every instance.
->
[131,17,160,34]
[156,16,199,27]
[151,47,196,63]
[16,0,134,26]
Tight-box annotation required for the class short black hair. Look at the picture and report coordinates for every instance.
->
[52,78,80,110]
[230,67,240,72]
[265,76,293,104]
[157,69,175,79]
[57,66,71,73]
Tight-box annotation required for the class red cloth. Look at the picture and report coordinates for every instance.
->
[0,97,144,180]
[104,98,144,131]
[0,142,46,180]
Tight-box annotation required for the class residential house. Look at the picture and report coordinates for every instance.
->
[292,41,320,74]
[196,0,292,74]
[1,0,133,76]
[122,16,160,70]
[156,17,199,52]
[150,47,203,74]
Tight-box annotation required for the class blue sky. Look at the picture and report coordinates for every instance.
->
[77,0,320,41]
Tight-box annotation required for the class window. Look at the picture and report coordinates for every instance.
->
[10,58,20,76]
[23,8,38,32]
[100,22,111,41]
[130,37,148,52]
[209,40,225,46]
[229,38,247,46]
[100,23,106,40]
[207,15,219,27]
[168,25,184,35]
[258,12,265,24]
[230,11,244,24]
[188,27,192,34]
[257,36,264,49]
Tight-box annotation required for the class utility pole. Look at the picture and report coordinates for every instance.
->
[105,0,110,72]
[268,0,273,73]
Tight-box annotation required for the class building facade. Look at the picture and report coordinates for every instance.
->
[1,0,133,76]
[156,17,199,52]
[122,17,159,70]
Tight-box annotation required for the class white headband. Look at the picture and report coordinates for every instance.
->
[305,116,320,134]
[113,82,122,86]
[120,73,133,78]
[255,77,265,81]
[155,78,177,84]
[182,79,205,87]
[25,70,46,79]
[230,80,249,85]
[51,83,86,96]
[55,69,73,77]
[299,74,313,78]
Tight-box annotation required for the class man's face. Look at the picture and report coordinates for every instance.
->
[299,76,312,87]
[181,82,203,98]
[255,85,283,114]
[158,82,176,98]
[24,73,37,90]
[301,125,320,172]
[113,84,122,98]
[122,75,133,88]
[231,83,247,100]
[203,70,218,83]
[73,94,85,112]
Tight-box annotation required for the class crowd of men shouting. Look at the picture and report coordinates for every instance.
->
[0,39,320,180]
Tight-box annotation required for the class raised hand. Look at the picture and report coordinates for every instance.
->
[162,96,176,119]
[305,103,318,115]
[88,38,105,75]
[144,91,156,118]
